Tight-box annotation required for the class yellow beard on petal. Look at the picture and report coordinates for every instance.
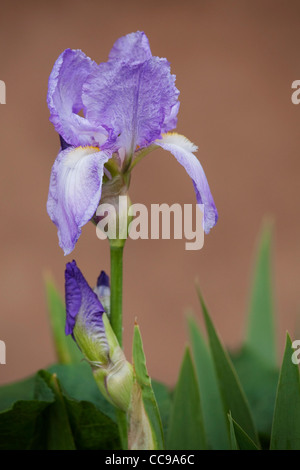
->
[64,146,100,169]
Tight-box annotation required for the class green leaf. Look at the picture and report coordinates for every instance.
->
[0,376,36,412]
[198,291,259,446]
[188,316,230,449]
[152,380,172,439]
[47,362,115,420]
[228,413,259,450]
[47,365,120,450]
[65,399,119,450]
[131,324,164,450]
[231,347,278,445]
[0,373,55,450]
[167,347,207,450]
[270,334,300,450]
[0,363,120,450]
[44,365,120,450]
[35,370,76,450]
[246,223,276,367]
[229,412,239,450]
[44,274,83,364]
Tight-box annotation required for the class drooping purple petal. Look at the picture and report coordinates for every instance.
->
[47,146,111,255]
[83,55,179,155]
[156,133,218,233]
[47,49,109,147]
[65,261,106,345]
[108,31,152,64]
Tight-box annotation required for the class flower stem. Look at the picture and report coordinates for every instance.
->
[110,243,128,449]
[110,244,124,346]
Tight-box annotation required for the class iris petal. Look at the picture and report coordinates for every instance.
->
[156,133,218,233]
[47,146,111,255]
[83,55,179,155]
[47,49,109,147]
[108,30,152,64]
[65,261,108,357]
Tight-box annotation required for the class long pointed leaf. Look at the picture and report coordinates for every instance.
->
[270,333,300,450]
[188,316,230,449]
[167,347,207,450]
[228,412,238,450]
[228,414,259,450]
[131,324,164,450]
[246,224,276,367]
[36,371,76,450]
[198,290,259,446]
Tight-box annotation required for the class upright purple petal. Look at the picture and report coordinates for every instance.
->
[108,31,152,64]
[47,146,111,255]
[97,270,110,288]
[65,265,82,335]
[156,133,218,233]
[47,49,109,147]
[94,270,110,315]
[65,261,106,349]
[83,56,179,155]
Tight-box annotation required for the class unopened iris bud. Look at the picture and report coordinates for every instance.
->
[65,261,133,411]
[94,270,110,317]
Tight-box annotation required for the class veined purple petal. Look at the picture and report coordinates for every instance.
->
[47,146,111,255]
[156,133,218,233]
[108,31,152,64]
[83,56,179,155]
[47,49,109,147]
[65,261,106,346]
[161,101,180,134]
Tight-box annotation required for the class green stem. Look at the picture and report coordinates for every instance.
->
[110,244,124,346]
[110,243,128,449]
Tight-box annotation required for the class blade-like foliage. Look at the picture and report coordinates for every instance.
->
[228,413,259,450]
[35,371,76,450]
[0,373,54,450]
[131,324,164,450]
[167,347,207,450]
[270,334,300,450]
[0,364,120,450]
[231,347,278,445]
[188,316,230,449]
[246,224,276,367]
[152,380,172,439]
[198,290,259,446]
[229,412,239,450]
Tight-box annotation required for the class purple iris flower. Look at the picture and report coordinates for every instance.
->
[47,31,218,255]
[65,261,133,410]
[65,260,109,360]
[94,270,110,316]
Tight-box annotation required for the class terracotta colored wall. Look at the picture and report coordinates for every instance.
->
[0,0,299,386]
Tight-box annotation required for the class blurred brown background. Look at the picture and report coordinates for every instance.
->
[0,0,299,386]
